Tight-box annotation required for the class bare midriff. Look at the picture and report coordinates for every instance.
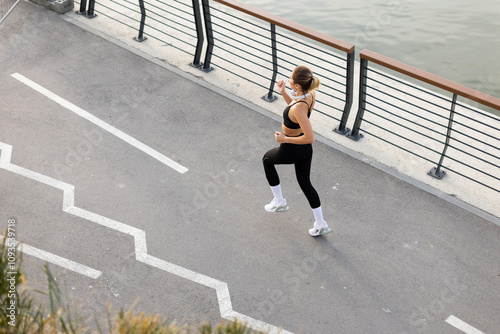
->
[282,124,303,137]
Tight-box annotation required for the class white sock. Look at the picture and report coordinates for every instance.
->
[312,206,325,227]
[270,185,284,203]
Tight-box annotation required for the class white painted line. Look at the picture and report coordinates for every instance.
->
[0,142,291,334]
[446,315,485,334]
[0,236,102,279]
[10,73,188,174]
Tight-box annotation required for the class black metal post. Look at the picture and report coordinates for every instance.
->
[262,23,278,102]
[428,93,457,179]
[347,57,368,141]
[86,0,97,18]
[76,0,87,15]
[134,0,147,42]
[190,0,204,68]
[201,0,214,72]
[334,50,355,135]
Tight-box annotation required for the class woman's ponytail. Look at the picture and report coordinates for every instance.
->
[309,76,320,91]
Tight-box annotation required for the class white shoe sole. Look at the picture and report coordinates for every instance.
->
[309,226,332,236]
[265,204,289,213]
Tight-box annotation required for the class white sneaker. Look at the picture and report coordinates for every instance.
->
[265,198,289,212]
[309,221,332,236]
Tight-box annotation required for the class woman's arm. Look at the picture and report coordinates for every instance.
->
[277,80,293,105]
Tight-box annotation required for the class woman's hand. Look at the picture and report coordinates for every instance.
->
[275,131,286,143]
[277,80,286,95]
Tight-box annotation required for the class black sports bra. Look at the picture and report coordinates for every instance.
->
[283,100,312,129]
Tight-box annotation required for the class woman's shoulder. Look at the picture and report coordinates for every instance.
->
[290,100,310,117]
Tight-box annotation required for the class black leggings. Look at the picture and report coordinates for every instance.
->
[262,143,321,209]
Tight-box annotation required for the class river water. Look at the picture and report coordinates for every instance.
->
[241,0,500,113]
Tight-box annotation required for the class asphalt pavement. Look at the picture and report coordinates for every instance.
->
[1,2,499,333]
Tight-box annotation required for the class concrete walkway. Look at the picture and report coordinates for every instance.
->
[1,2,499,333]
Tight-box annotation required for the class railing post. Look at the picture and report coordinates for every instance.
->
[76,0,87,15]
[201,0,214,72]
[76,0,96,18]
[428,93,457,179]
[86,0,96,18]
[262,23,278,102]
[133,0,147,42]
[334,50,355,135]
[190,0,204,68]
[347,57,368,141]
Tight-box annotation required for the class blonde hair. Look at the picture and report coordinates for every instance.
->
[292,66,320,93]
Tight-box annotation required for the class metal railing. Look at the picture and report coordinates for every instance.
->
[204,0,356,134]
[350,49,500,194]
[75,0,355,135]
[75,0,200,60]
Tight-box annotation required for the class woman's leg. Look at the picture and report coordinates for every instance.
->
[294,146,321,209]
[293,146,331,236]
[262,147,281,187]
[262,145,296,212]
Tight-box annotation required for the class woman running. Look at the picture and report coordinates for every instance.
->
[262,65,331,236]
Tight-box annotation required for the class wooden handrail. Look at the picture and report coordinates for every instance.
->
[360,49,500,112]
[213,0,355,54]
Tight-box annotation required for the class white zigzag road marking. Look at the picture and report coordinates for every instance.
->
[0,142,292,334]
[11,73,188,174]
[0,235,102,279]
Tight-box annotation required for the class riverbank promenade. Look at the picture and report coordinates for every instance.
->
[1,2,499,334]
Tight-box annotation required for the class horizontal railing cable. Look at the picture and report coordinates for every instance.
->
[210,5,268,33]
[365,85,450,132]
[144,2,196,32]
[364,98,447,141]
[363,101,446,147]
[153,0,194,17]
[276,39,347,73]
[275,47,346,83]
[89,1,139,30]
[447,142,500,170]
[361,117,441,164]
[453,109,500,134]
[368,67,456,105]
[366,78,452,116]
[212,44,271,73]
[211,27,271,59]
[143,13,197,42]
[367,70,453,115]
[443,153,500,184]
[273,40,348,112]
[210,15,270,44]
[142,25,196,50]
[456,100,500,122]
[451,117,500,144]
[208,4,276,83]
[210,58,269,91]
[275,31,346,63]
[440,166,499,193]
[450,136,500,162]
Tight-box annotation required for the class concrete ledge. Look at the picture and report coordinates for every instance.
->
[31,0,73,14]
